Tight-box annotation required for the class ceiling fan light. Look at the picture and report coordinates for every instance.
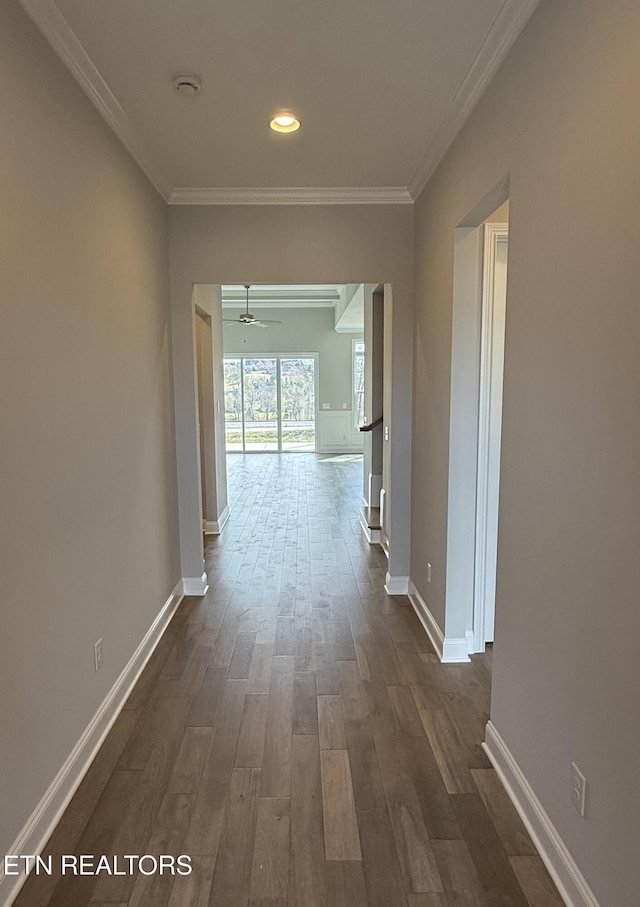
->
[222,285,282,327]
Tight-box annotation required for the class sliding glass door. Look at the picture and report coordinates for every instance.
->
[224,355,316,452]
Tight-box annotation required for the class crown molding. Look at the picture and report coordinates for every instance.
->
[169,186,414,206]
[20,0,538,208]
[407,0,541,200]
[223,301,336,309]
[221,285,343,308]
[17,0,172,201]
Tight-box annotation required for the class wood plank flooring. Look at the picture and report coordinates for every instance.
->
[13,453,564,907]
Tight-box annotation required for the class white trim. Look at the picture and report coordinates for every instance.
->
[0,581,183,907]
[473,224,508,653]
[408,580,445,660]
[379,488,386,539]
[203,504,230,535]
[169,186,414,206]
[383,573,409,596]
[17,0,172,201]
[442,636,472,663]
[445,227,484,665]
[221,284,344,308]
[408,581,471,663]
[224,300,335,309]
[408,0,540,198]
[181,573,209,596]
[484,722,600,907]
[359,512,381,545]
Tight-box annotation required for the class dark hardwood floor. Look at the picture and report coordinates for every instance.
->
[13,453,563,907]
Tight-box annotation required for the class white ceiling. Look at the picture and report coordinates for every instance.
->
[222,284,363,329]
[20,0,539,202]
[221,284,343,309]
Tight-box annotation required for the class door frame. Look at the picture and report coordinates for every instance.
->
[473,224,508,653]
[443,179,509,662]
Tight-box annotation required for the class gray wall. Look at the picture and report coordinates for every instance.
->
[168,204,414,582]
[0,0,179,862]
[223,305,362,411]
[411,0,640,903]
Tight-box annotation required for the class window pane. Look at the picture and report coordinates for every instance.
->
[224,358,243,451]
[353,341,365,429]
[243,358,278,451]
[280,357,316,451]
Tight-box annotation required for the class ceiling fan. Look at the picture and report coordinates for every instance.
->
[223,285,282,328]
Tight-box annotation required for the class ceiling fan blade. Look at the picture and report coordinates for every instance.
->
[256,319,282,324]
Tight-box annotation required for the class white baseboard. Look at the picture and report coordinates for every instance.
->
[408,579,445,659]
[442,636,472,662]
[181,573,209,596]
[0,581,184,907]
[384,573,409,595]
[359,512,381,544]
[483,721,600,907]
[408,580,470,663]
[203,504,230,535]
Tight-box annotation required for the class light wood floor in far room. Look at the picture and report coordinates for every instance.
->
[13,453,563,907]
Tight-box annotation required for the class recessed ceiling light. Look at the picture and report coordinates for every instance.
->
[270,114,301,134]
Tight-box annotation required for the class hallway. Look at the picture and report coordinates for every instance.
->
[14,454,562,907]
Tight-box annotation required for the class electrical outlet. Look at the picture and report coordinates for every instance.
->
[342,402,348,409]
[570,762,587,816]
[94,638,103,672]
[427,562,432,583]
[322,403,330,410]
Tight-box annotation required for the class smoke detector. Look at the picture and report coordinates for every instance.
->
[173,73,201,95]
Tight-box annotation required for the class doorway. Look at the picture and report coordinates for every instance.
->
[443,189,509,662]
[224,355,317,452]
